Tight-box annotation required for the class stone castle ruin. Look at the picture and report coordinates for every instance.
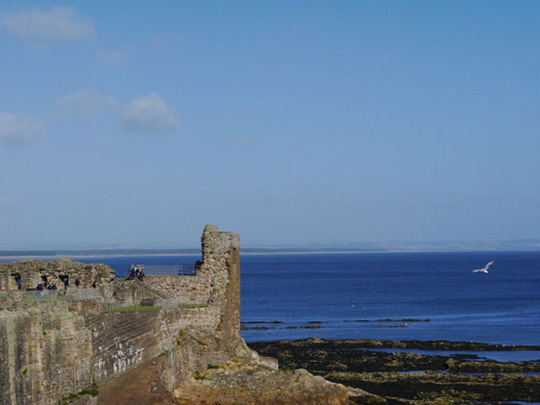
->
[0,225,348,404]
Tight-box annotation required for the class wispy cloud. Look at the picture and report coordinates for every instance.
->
[0,7,94,41]
[54,90,118,120]
[0,112,44,146]
[121,93,179,133]
[95,49,127,66]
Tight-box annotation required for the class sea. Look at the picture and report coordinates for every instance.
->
[5,251,540,347]
[238,251,540,346]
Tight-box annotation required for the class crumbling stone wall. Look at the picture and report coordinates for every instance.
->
[0,306,94,405]
[0,225,249,404]
[142,274,212,304]
[200,225,244,355]
[0,259,115,291]
[87,225,251,390]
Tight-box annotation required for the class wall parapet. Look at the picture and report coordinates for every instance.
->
[0,225,249,404]
[0,259,115,292]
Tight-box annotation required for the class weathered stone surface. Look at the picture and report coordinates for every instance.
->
[251,338,540,404]
[0,304,94,405]
[97,356,177,405]
[173,362,349,405]
[0,259,115,291]
[0,225,349,404]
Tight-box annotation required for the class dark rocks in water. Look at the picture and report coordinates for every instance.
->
[241,323,323,330]
[326,372,540,403]
[302,324,322,329]
[375,318,430,323]
[253,337,540,352]
[241,325,277,330]
[242,321,285,324]
[248,338,540,403]
[344,318,431,323]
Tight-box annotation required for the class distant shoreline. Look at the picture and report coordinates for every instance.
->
[0,249,538,261]
[0,250,388,261]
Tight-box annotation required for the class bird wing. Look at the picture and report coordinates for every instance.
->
[473,268,488,273]
[485,261,494,269]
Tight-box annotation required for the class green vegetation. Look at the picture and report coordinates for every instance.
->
[21,368,28,376]
[108,305,162,313]
[194,337,207,347]
[177,329,207,347]
[180,303,208,309]
[176,330,186,347]
[241,325,275,330]
[207,364,219,369]
[250,339,540,403]
[415,389,482,402]
[61,383,99,403]
[194,371,206,381]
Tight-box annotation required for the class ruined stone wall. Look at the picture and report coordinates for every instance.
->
[0,259,115,291]
[142,274,212,304]
[0,306,94,405]
[0,225,248,404]
[200,225,244,355]
[86,225,249,391]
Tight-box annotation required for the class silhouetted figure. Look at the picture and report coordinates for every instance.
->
[15,277,21,290]
[127,265,138,280]
[195,260,202,271]
[36,284,43,291]
[75,279,80,287]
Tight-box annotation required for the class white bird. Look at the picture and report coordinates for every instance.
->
[473,261,494,274]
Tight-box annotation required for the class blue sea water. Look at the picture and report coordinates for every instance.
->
[238,252,540,345]
[6,251,540,346]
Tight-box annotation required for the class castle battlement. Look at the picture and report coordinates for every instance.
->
[0,225,254,404]
[0,225,348,405]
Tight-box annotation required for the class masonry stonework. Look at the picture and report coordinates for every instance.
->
[0,225,349,404]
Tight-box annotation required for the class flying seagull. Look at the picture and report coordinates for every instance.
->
[473,261,494,274]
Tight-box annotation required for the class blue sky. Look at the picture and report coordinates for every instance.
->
[1,1,539,248]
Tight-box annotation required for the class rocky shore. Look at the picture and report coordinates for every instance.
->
[248,338,540,404]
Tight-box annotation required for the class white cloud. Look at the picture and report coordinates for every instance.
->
[0,112,44,146]
[55,90,118,120]
[121,93,179,133]
[95,50,127,66]
[0,7,94,41]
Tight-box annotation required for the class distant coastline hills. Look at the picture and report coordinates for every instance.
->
[1,239,540,258]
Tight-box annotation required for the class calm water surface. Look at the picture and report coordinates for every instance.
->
[5,251,540,346]
[238,252,540,345]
